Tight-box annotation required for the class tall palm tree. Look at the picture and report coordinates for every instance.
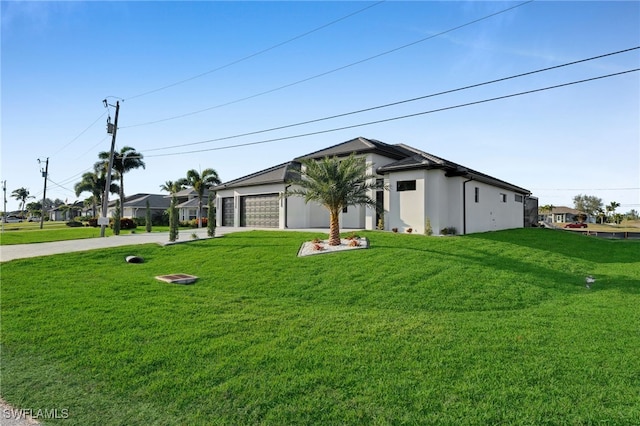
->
[181,169,221,228]
[11,187,34,218]
[75,170,119,217]
[98,146,145,213]
[287,154,382,246]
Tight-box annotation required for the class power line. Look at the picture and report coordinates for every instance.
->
[124,1,386,101]
[123,0,535,128]
[532,188,639,191]
[49,111,107,158]
[142,68,639,158]
[143,47,639,153]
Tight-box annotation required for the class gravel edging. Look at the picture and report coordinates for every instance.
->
[297,237,369,257]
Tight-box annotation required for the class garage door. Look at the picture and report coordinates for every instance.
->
[240,194,279,228]
[221,197,234,226]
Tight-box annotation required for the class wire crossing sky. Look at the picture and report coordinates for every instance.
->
[2,1,639,211]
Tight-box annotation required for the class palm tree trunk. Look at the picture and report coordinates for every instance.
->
[198,199,203,228]
[328,209,341,246]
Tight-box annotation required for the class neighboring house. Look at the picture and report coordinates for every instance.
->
[48,201,84,221]
[107,194,171,220]
[171,188,213,222]
[538,206,587,224]
[214,137,532,235]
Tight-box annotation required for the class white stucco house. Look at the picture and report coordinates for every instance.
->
[171,188,213,222]
[214,137,532,235]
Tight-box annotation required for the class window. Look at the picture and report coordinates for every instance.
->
[397,180,416,191]
[474,187,480,203]
[515,194,523,203]
[500,193,507,203]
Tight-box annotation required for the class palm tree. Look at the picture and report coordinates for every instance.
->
[98,146,145,213]
[540,204,554,224]
[287,154,382,246]
[75,170,119,217]
[605,201,620,223]
[11,187,34,218]
[159,180,184,195]
[181,169,221,228]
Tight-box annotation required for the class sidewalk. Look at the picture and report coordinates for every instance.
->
[0,227,247,262]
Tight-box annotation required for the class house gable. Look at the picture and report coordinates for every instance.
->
[294,137,411,161]
[217,161,300,190]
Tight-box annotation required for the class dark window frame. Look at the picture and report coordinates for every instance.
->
[397,180,416,192]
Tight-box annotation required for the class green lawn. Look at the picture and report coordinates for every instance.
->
[0,224,178,245]
[1,229,639,424]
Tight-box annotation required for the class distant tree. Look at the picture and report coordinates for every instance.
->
[540,204,554,223]
[286,154,382,246]
[573,194,603,218]
[626,209,639,221]
[98,146,145,213]
[596,207,606,224]
[180,169,221,228]
[26,201,42,218]
[606,201,621,223]
[159,180,184,195]
[11,187,34,218]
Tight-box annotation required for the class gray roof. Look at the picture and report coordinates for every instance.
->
[109,194,171,209]
[378,145,530,194]
[176,198,208,209]
[218,136,530,195]
[217,162,301,190]
[294,137,411,161]
[172,188,212,198]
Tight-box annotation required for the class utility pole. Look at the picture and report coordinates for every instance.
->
[39,158,49,229]
[100,100,120,237]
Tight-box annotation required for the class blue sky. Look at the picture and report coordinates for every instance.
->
[2,1,639,214]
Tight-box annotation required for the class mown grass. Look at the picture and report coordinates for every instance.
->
[1,229,639,424]
[0,225,181,245]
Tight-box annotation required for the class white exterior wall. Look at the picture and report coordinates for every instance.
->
[386,169,427,233]
[464,181,524,234]
[385,169,524,236]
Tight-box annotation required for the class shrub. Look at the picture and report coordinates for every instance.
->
[440,226,457,235]
[110,218,137,230]
[187,218,207,228]
[406,228,413,234]
[65,220,83,227]
[87,218,99,227]
[377,218,384,231]
[392,228,398,233]
[346,232,360,240]
[348,239,360,247]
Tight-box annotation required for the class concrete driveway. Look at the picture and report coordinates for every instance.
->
[0,227,249,262]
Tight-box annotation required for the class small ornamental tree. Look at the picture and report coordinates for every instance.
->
[169,194,179,242]
[112,200,121,235]
[207,193,216,237]
[145,199,152,233]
